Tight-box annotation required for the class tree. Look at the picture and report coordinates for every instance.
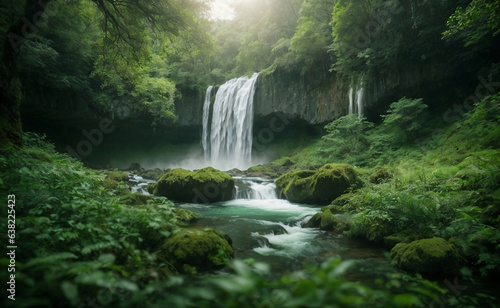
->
[380,97,428,143]
[290,0,335,67]
[0,0,204,150]
[322,114,374,156]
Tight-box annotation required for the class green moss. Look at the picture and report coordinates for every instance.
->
[275,164,359,205]
[154,167,235,203]
[304,210,352,233]
[160,228,234,274]
[174,209,199,224]
[322,193,354,212]
[121,192,153,206]
[390,237,462,275]
[271,156,295,167]
[247,165,273,172]
[102,178,119,189]
[369,168,392,184]
[245,165,280,178]
[384,231,423,249]
[103,170,129,182]
[147,182,156,194]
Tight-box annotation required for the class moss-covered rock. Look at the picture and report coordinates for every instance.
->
[271,157,295,167]
[121,192,153,206]
[153,167,235,203]
[275,164,359,205]
[146,183,156,194]
[103,170,129,182]
[390,237,462,275]
[140,168,166,181]
[303,210,352,233]
[321,193,355,212]
[160,228,234,274]
[102,178,119,190]
[245,165,279,178]
[369,168,392,184]
[174,209,199,224]
[384,231,423,249]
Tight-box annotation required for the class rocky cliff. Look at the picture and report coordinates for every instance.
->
[252,59,477,125]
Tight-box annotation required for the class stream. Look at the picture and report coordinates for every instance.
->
[131,176,396,281]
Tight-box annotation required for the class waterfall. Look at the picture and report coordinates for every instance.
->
[235,180,278,200]
[202,73,259,170]
[202,86,213,161]
[347,78,364,117]
[356,84,364,117]
[348,87,354,115]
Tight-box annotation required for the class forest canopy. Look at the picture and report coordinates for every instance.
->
[3,0,497,137]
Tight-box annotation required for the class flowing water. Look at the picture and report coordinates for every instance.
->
[129,176,391,279]
[347,81,364,118]
[175,177,393,279]
[202,73,259,171]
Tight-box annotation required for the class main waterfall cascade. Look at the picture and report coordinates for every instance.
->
[202,73,259,171]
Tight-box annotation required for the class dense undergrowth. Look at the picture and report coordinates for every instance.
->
[1,133,449,307]
[285,91,500,284]
[0,137,447,307]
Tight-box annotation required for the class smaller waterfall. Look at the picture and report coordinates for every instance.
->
[347,78,364,117]
[248,182,278,199]
[348,87,354,115]
[235,179,278,200]
[356,84,364,118]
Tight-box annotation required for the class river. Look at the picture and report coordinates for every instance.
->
[131,175,396,281]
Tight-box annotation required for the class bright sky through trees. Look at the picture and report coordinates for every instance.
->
[211,0,235,19]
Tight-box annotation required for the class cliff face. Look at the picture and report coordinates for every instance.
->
[253,67,344,125]
[251,59,477,125]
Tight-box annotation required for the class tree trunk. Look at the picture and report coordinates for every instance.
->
[0,0,50,151]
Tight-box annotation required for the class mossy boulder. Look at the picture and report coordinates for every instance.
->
[174,209,199,224]
[160,228,234,274]
[245,165,279,178]
[121,192,154,205]
[369,168,392,184]
[303,210,352,233]
[140,168,166,181]
[275,164,359,205]
[390,237,462,275]
[102,170,130,190]
[103,170,129,182]
[153,167,235,203]
[384,231,423,249]
[102,178,119,190]
[321,193,355,212]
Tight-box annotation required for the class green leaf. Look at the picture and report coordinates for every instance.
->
[61,281,79,306]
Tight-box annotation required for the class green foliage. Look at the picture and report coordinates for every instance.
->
[290,0,335,68]
[444,0,500,46]
[0,133,449,307]
[330,0,462,78]
[17,0,215,127]
[0,133,179,306]
[380,97,428,143]
[322,114,374,160]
